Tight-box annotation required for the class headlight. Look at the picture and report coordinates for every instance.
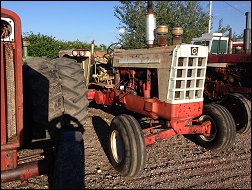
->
[80,51,84,56]
[72,50,78,56]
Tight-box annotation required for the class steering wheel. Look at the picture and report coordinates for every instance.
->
[107,42,123,58]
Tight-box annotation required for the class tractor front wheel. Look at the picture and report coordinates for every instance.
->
[193,103,236,152]
[109,114,146,177]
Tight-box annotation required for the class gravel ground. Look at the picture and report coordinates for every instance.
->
[1,105,251,189]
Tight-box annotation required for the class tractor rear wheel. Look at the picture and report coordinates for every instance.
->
[51,57,89,125]
[193,103,236,152]
[23,57,87,188]
[108,114,146,177]
[23,57,64,143]
[221,93,251,134]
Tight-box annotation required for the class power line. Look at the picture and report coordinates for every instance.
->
[223,1,245,15]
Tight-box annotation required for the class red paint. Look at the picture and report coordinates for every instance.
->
[94,89,114,105]
[1,8,23,171]
[94,88,203,121]
[1,149,17,171]
[208,52,251,64]
[144,119,211,146]
[145,128,177,145]
[144,69,151,98]
[87,89,96,100]
[117,90,203,120]
[1,159,50,183]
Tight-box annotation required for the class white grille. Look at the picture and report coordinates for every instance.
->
[167,44,208,104]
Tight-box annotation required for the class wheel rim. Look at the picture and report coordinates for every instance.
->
[199,115,217,142]
[110,130,124,164]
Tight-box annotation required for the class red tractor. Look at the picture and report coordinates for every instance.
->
[192,12,251,135]
[1,1,242,186]
[60,1,238,177]
[1,8,87,188]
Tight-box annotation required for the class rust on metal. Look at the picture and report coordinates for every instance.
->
[1,42,7,145]
[5,43,17,139]
[1,149,17,171]
[1,159,50,183]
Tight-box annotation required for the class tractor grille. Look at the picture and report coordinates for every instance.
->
[167,44,208,104]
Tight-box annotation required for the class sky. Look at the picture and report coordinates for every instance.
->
[1,1,251,46]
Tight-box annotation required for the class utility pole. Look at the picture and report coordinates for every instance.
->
[208,1,212,33]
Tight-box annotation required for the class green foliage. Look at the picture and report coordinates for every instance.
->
[215,18,231,35]
[114,1,147,49]
[114,1,231,49]
[22,32,105,59]
[23,32,60,58]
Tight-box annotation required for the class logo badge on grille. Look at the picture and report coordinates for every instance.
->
[191,47,198,55]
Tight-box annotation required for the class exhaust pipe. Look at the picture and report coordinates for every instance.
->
[172,27,183,45]
[243,12,251,53]
[156,25,168,47]
[228,28,232,54]
[145,1,156,48]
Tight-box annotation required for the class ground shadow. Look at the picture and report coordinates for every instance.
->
[92,116,111,163]
[48,114,85,189]
[88,101,129,117]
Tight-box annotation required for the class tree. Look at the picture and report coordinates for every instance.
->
[114,1,147,49]
[114,1,210,49]
[22,32,101,58]
[214,18,231,35]
[23,32,62,59]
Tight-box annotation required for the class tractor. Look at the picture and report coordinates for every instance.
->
[1,1,243,186]
[191,12,251,135]
[59,1,239,177]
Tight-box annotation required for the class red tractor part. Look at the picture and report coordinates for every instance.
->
[1,156,52,184]
[1,8,55,185]
[1,8,23,172]
[208,52,251,64]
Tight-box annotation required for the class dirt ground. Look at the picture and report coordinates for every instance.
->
[1,105,251,189]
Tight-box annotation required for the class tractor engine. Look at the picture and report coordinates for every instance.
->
[115,67,159,98]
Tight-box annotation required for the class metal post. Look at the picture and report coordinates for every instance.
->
[208,1,212,33]
[228,28,233,54]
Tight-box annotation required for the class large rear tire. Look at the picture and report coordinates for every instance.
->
[51,57,89,125]
[108,114,146,177]
[221,93,251,134]
[23,57,64,142]
[192,103,236,152]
